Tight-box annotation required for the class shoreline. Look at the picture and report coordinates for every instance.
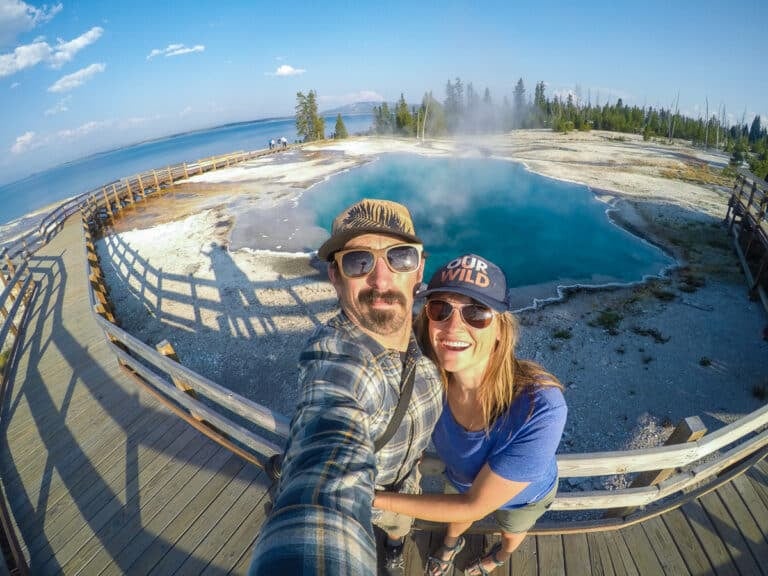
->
[95,131,768,484]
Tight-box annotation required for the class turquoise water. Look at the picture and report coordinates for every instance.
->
[304,155,674,299]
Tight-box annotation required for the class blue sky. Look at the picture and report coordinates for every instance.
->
[1,0,766,185]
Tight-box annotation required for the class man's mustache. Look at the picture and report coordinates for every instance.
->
[358,289,406,307]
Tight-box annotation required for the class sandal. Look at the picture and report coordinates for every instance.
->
[463,542,508,576]
[425,536,466,575]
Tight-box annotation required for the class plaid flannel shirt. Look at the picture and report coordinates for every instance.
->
[250,311,443,575]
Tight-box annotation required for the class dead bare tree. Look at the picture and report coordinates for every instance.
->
[667,91,680,143]
[704,97,709,148]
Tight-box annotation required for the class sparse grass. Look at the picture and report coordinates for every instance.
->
[659,161,732,186]
[662,416,674,428]
[589,309,622,334]
[552,328,573,340]
[699,357,712,367]
[678,269,706,293]
[632,326,670,344]
[0,349,9,376]
[651,287,676,302]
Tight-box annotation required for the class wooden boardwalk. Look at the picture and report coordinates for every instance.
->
[1,215,767,575]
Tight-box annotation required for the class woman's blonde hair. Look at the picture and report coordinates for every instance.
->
[416,305,562,432]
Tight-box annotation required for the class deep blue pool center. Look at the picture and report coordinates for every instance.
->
[305,154,673,299]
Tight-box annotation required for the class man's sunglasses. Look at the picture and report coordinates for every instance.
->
[425,299,495,329]
[333,244,422,278]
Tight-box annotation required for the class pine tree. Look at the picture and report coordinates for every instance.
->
[334,114,348,139]
[395,93,414,135]
[295,90,324,142]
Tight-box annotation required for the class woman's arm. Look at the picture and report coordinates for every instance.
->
[373,464,529,523]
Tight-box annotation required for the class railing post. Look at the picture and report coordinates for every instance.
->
[606,416,707,518]
[111,184,122,214]
[156,340,217,430]
[125,179,134,205]
[102,187,114,221]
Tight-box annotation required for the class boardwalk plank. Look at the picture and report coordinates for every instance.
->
[24,414,188,561]
[640,516,690,575]
[201,486,269,575]
[8,396,165,525]
[700,490,761,576]
[716,482,768,575]
[730,473,768,539]
[681,500,738,576]
[78,443,232,575]
[602,529,639,576]
[586,532,615,576]
[660,507,714,575]
[47,429,215,574]
[618,524,664,575]
[536,535,564,575]
[746,458,768,510]
[562,533,591,575]
[121,454,246,574]
[175,474,269,575]
[510,535,537,576]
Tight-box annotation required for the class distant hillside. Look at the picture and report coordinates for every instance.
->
[322,101,382,116]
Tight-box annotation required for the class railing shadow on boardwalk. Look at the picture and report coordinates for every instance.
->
[0,250,271,573]
[97,230,338,419]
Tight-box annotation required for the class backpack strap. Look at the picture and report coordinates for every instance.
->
[373,362,416,452]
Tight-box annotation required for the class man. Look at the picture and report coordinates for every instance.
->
[250,199,443,575]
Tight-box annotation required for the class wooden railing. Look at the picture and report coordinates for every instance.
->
[725,171,768,313]
[75,158,768,534]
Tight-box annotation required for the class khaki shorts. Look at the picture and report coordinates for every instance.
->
[372,468,421,539]
[445,477,558,534]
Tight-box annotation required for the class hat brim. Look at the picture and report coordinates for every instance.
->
[317,228,422,261]
[420,285,508,313]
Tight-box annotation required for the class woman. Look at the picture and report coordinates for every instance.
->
[373,254,567,576]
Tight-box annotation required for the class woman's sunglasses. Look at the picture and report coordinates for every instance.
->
[333,244,422,278]
[425,299,495,329]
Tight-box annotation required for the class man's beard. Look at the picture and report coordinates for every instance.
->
[357,289,408,334]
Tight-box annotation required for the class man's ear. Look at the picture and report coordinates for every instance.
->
[327,261,342,294]
[416,257,425,284]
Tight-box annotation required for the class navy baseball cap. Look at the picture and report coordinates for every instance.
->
[421,254,508,312]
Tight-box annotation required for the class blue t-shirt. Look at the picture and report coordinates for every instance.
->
[433,384,567,509]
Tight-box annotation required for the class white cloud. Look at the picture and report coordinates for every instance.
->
[268,64,305,76]
[44,94,69,115]
[49,26,103,68]
[48,62,105,92]
[0,39,49,75]
[146,43,205,60]
[10,80,18,87]
[0,0,62,48]
[0,25,103,77]
[10,129,37,154]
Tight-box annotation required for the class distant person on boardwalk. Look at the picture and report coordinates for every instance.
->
[249,199,443,576]
[373,254,567,576]
[269,138,276,150]
[280,136,288,149]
